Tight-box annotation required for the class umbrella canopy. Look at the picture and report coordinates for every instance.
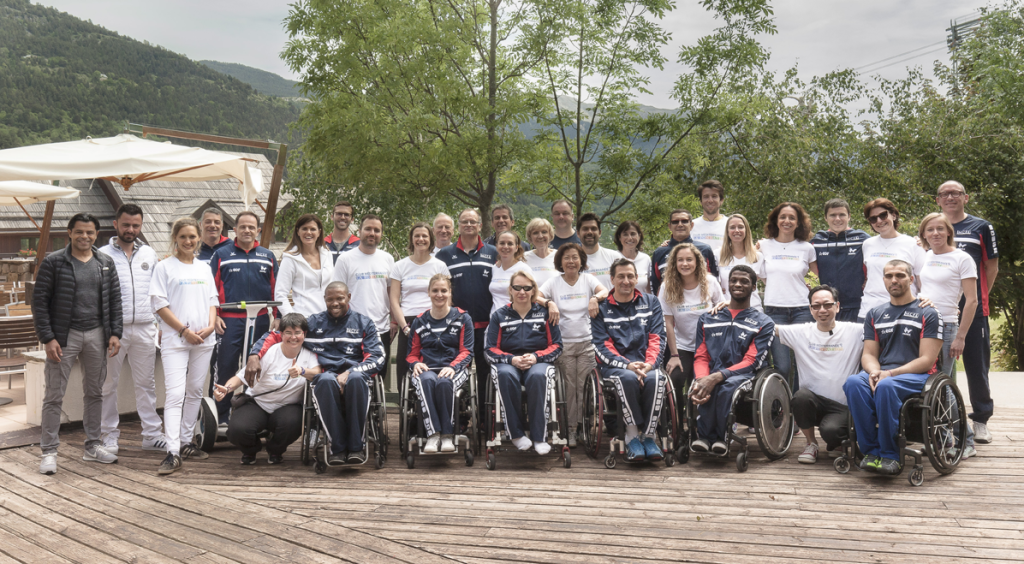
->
[0,134,263,207]
[0,181,80,206]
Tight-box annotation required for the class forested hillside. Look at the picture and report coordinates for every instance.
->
[199,60,303,99]
[0,0,300,149]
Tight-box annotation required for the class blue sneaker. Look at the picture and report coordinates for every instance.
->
[642,437,663,461]
[625,438,646,462]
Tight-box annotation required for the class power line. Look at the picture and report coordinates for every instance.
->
[854,40,947,72]
[857,45,949,75]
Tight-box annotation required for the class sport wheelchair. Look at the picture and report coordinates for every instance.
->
[483,364,571,469]
[580,368,680,468]
[300,372,389,472]
[399,367,478,468]
[833,371,967,486]
[680,367,795,472]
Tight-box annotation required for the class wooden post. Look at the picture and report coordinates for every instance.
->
[34,199,55,276]
[260,145,287,249]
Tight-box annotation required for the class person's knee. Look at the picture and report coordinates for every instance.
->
[791,387,815,411]
[843,372,869,395]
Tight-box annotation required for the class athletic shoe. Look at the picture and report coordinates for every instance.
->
[534,442,552,455]
[158,453,182,475]
[39,454,57,475]
[642,437,663,461]
[948,445,977,459]
[568,430,578,448]
[423,434,441,454]
[83,445,118,464]
[798,443,818,464]
[240,454,256,465]
[142,437,169,452]
[973,422,993,444]
[625,437,646,462]
[858,454,880,472]
[267,454,284,465]
[511,436,532,451]
[180,444,209,460]
[347,450,367,464]
[101,434,119,455]
[691,439,710,453]
[711,441,728,455]
[440,436,456,453]
[328,452,347,465]
[876,458,903,476]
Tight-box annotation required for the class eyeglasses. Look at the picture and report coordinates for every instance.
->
[810,302,836,311]
[511,285,534,292]
[937,191,965,200]
[459,220,480,226]
[867,210,890,224]
[334,212,352,217]
[670,219,691,225]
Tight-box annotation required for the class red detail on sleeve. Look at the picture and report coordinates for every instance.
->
[725,339,760,375]
[259,332,282,358]
[534,322,560,359]
[644,333,662,366]
[450,325,472,368]
[604,337,623,359]
[694,339,710,378]
[406,329,423,365]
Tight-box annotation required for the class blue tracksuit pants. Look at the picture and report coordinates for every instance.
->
[493,363,553,442]
[844,371,928,460]
[216,315,270,422]
[696,373,754,443]
[413,370,469,436]
[311,372,370,455]
[601,367,666,437]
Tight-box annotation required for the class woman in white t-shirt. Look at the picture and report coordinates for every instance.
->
[214,313,322,465]
[717,214,764,310]
[489,230,531,314]
[858,198,926,319]
[276,214,334,317]
[759,202,818,390]
[150,217,220,475]
[522,218,559,288]
[539,242,608,448]
[614,220,651,293]
[390,222,451,381]
[660,243,724,401]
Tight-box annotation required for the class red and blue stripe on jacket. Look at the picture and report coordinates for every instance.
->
[694,308,775,379]
[251,309,384,375]
[434,238,498,328]
[210,240,278,319]
[591,290,666,369]
[484,303,562,364]
[406,307,475,372]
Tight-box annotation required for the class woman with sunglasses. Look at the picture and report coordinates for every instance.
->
[485,271,563,454]
[858,198,925,320]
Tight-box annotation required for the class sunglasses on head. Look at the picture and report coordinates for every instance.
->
[511,285,534,292]
[868,210,890,224]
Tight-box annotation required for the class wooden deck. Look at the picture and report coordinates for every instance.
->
[1,408,1022,563]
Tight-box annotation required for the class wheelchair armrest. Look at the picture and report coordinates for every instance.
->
[920,371,950,395]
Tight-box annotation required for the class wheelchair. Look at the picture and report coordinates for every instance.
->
[833,371,967,486]
[398,367,478,468]
[483,364,571,470]
[580,368,680,468]
[679,367,795,472]
[300,372,390,472]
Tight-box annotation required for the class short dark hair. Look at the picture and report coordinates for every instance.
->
[200,207,223,221]
[551,199,572,213]
[609,257,637,279]
[696,180,724,200]
[808,284,839,303]
[553,242,587,273]
[613,221,645,252]
[68,213,101,232]
[729,264,758,285]
[576,212,601,233]
[360,213,383,228]
[824,198,850,216]
[235,210,260,227]
[668,208,691,222]
[491,204,514,222]
[863,197,901,230]
[334,201,353,212]
[114,204,144,220]
[279,312,309,333]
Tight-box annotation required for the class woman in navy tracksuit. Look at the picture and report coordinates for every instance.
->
[406,274,475,454]
[485,271,563,455]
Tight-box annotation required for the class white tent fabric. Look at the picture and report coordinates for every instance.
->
[0,181,80,206]
[0,134,264,207]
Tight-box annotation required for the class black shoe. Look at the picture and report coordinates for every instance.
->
[240,454,256,466]
[157,453,182,476]
[181,443,210,460]
[858,454,880,472]
[267,454,284,465]
[346,449,367,464]
[328,452,347,465]
[877,458,903,476]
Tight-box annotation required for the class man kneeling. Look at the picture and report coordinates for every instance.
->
[690,265,774,454]
[844,260,942,475]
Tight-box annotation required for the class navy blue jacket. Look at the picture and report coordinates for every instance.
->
[591,290,667,370]
[650,237,719,296]
[811,229,869,310]
[435,238,498,327]
[325,233,360,264]
[197,236,233,264]
[485,303,563,364]
[406,307,474,372]
[694,307,774,380]
[252,309,384,376]
[210,240,279,319]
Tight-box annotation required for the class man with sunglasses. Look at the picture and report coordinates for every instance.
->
[777,285,862,464]
[650,209,718,296]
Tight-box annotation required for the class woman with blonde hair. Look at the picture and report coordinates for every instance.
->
[717,214,764,310]
[523,218,559,288]
[489,230,531,314]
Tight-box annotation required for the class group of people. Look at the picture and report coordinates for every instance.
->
[31,177,1000,478]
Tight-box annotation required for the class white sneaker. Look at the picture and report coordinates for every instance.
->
[101,435,119,455]
[142,437,169,452]
[973,422,993,444]
[440,436,456,453]
[83,445,118,464]
[39,454,57,475]
[512,436,532,451]
[568,430,577,448]
[691,439,710,453]
[423,434,440,454]
[797,442,818,464]
[534,442,552,455]
[711,441,728,454]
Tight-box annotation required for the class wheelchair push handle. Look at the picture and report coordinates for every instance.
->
[220,301,283,318]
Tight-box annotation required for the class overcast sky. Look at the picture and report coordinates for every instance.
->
[39,0,979,108]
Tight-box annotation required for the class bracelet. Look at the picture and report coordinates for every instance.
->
[178,323,190,337]
[301,367,306,376]
[670,354,679,358]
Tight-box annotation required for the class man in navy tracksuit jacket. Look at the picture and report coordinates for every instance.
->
[650,210,718,297]
[406,307,475,438]
[811,200,869,322]
[592,259,668,461]
[210,213,278,422]
[690,265,775,453]
[249,282,384,464]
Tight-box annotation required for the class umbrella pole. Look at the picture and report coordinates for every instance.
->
[33,199,54,276]
[260,145,286,249]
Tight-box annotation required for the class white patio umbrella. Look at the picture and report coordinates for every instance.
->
[0,181,80,206]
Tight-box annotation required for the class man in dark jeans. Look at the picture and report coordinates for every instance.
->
[33,213,123,475]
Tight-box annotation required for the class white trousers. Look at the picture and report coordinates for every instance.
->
[161,342,215,454]
[101,322,161,441]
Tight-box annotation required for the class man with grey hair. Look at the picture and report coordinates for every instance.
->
[197,207,232,263]
[484,204,529,250]
[432,213,454,256]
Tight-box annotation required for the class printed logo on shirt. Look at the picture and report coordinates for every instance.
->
[260,266,268,273]
[809,343,844,353]
[355,271,388,281]
[345,345,355,355]
[586,268,611,277]
[926,260,953,269]
[693,233,723,243]
[531,323,542,332]
[770,254,802,261]
[346,328,359,334]
[674,302,709,313]
[267,372,289,382]
[176,279,208,286]
[481,253,494,261]
[560,292,587,301]
[870,251,898,259]
[903,327,914,336]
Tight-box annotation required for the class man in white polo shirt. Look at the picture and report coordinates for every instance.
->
[577,212,622,289]
[690,180,728,256]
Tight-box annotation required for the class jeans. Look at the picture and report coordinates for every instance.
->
[939,321,975,447]
[764,305,814,392]
[41,328,108,454]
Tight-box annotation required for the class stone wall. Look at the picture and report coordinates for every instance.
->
[0,259,34,282]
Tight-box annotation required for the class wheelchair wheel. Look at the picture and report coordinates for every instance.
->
[752,369,794,461]
[562,447,571,468]
[834,456,851,474]
[465,449,474,467]
[374,376,390,459]
[555,369,569,442]
[659,375,679,464]
[736,451,748,472]
[922,374,967,475]
[300,391,317,467]
[194,397,218,453]
[581,371,603,459]
[486,449,496,470]
[399,372,413,457]
[484,373,497,446]
[466,373,481,457]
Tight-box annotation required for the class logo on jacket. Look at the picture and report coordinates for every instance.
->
[260,266,267,273]
[141,262,150,271]
[903,327,914,336]
[531,323,542,332]
[345,346,355,355]
[346,328,359,334]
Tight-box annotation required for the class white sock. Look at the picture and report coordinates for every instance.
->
[534,442,551,455]
[625,424,639,443]
[512,436,532,450]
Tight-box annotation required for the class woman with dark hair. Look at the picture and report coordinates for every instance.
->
[858,198,925,320]
[759,202,818,390]
[276,213,333,316]
[390,222,450,382]
[614,220,651,293]
[489,230,531,315]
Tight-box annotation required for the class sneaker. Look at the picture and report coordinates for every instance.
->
[328,452,347,465]
[973,421,993,444]
[711,441,728,455]
[240,454,256,465]
[347,450,367,464]
[423,434,440,454]
[440,435,456,453]
[217,422,229,437]
[642,437,663,461]
[158,453,182,475]
[625,437,646,462]
[39,454,57,475]
[534,442,552,455]
[511,436,532,451]
[267,454,284,465]
[691,439,710,453]
[142,437,169,452]
[949,445,977,459]
[877,457,903,476]
[568,430,578,448]
[858,455,880,472]
[180,444,210,460]
[83,445,118,464]
[101,435,119,455]
[798,443,819,464]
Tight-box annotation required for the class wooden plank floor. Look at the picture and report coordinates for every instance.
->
[1,407,1022,563]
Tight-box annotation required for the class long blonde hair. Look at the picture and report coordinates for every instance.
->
[719,214,758,266]
[663,243,711,305]
[171,217,200,260]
